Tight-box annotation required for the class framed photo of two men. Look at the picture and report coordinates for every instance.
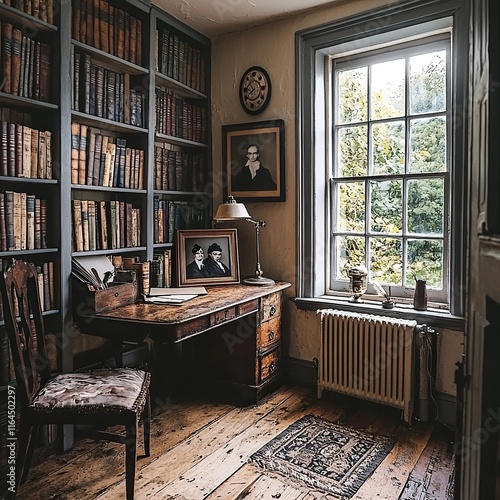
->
[176,229,240,287]
[223,119,285,202]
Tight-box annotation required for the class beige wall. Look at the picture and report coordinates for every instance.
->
[210,0,463,395]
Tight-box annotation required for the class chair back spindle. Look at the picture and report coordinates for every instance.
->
[0,260,51,408]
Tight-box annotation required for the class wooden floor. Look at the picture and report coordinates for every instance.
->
[18,385,455,499]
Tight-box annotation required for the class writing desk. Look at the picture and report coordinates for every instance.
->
[75,281,291,404]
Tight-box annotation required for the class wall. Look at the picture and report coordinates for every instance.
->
[210,0,463,397]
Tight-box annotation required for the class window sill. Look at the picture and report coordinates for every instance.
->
[292,295,465,331]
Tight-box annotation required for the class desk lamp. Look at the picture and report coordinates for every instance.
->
[214,195,275,285]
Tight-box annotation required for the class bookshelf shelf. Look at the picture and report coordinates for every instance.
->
[0,176,58,185]
[71,111,148,134]
[72,40,149,76]
[71,184,147,194]
[153,189,209,197]
[153,242,174,249]
[0,3,57,32]
[0,248,59,257]
[0,93,59,110]
[154,133,208,149]
[155,71,207,100]
[71,246,147,257]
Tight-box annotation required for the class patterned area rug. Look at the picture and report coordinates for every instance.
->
[249,414,395,498]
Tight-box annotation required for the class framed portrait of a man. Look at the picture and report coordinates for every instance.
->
[223,119,285,202]
[176,229,240,286]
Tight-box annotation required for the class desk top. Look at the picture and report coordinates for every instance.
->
[77,281,291,343]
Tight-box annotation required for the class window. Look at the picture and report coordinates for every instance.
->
[330,38,450,304]
[296,0,468,317]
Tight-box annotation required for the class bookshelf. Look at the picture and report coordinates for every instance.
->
[0,0,212,461]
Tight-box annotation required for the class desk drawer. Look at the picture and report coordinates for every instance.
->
[260,292,282,323]
[210,306,237,326]
[257,316,281,349]
[257,346,280,384]
[238,299,259,316]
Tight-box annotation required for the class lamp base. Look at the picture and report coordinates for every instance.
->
[242,275,275,286]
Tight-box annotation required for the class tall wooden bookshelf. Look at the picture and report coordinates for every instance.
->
[0,0,212,465]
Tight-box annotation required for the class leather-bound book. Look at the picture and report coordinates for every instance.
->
[39,42,51,101]
[0,121,8,176]
[1,23,13,94]
[11,28,22,95]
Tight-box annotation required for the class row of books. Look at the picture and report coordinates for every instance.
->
[150,249,172,288]
[0,258,56,322]
[0,120,52,178]
[72,0,143,66]
[155,86,208,144]
[153,198,206,244]
[71,123,145,189]
[72,199,141,252]
[73,51,146,127]
[0,191,48,251]
[155,27,207,94]
[0,0,56,24]
[153,146,206,193]
[0,22,52,101]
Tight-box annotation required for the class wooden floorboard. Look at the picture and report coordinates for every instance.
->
[17,385,455,500]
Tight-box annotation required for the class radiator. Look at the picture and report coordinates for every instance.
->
[317,309,417,423]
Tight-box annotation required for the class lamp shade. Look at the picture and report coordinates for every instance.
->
[214,195,251,221]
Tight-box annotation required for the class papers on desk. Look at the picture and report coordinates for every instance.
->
[144,286,207,304]
[143,294,198,304]
[149,287,207,296]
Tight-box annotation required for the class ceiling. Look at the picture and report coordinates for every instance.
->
[151,0,343,37]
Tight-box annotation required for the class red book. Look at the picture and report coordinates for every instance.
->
[39,43,51,102]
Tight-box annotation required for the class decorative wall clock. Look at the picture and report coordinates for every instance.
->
[239,66,271,114]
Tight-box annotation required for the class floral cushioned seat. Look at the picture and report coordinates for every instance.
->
[31,368,150,415]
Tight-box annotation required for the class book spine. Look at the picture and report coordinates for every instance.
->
[72,199,83,252]
[1,121,8,176]
[30,128,38,178]
[34,197,41,248]
[1,24,12,94]
[78,125,87,185]
[26,193,35,250]
[5,191,14,250]
[0,193,5,251]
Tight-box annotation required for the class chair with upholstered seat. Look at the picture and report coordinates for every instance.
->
[0,260,151,500]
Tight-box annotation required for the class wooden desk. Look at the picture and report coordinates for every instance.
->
[75,281,291,404]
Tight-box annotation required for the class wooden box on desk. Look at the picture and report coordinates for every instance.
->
[72,281,137,315]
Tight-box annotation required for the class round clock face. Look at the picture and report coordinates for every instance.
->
[240,66,271,114]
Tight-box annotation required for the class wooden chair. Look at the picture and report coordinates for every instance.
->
[0,260,151,500]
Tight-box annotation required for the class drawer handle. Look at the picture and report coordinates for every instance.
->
[269,305,277,316]
[224,309,230,319]
[268,331,275,341]
[114,292,119,298]
[269,361,276,372]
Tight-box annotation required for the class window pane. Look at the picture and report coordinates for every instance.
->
[369,237,402,284]
[410,50,446,115]
[337,125,368,176]
[372,121,405,175]
[409,117,446,173]
[407,178,444,235]
[370,180,402,233]
[337,236,365,279]
[406,239,443,288]
[370,59,405,120]
[338,67,367,124]
[338,182,365,231]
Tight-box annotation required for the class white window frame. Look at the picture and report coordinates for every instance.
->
[328,36,451,305]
